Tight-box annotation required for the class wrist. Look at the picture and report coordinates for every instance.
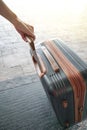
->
[9,13,18,25]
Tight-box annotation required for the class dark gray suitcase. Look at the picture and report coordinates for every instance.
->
[29,39,87,129]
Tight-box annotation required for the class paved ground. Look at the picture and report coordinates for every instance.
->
[0,16,36,81]
[0,74,62,130]
[0,74,86,130]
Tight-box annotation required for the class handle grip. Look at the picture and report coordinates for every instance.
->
[26,37,46,75]
[26,37,35,51]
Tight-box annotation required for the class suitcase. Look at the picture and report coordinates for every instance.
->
[28,38,87,129]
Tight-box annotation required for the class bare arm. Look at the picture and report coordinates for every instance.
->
[0,0,17,24]
[0,0,35,41]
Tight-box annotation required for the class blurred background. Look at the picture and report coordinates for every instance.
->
[3,0,87,48]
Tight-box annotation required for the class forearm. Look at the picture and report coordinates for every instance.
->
[0,0,35,41]
[0,0,17,24]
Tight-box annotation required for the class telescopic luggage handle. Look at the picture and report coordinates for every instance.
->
[26,37,46,77]
[26,37,35,51]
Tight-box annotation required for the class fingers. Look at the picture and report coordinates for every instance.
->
[14,18,36,42]
[24,24,36,40]
[16,28,35,42]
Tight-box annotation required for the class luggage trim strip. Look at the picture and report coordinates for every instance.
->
[41,46,59,72]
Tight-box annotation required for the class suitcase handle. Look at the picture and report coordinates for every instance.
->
[32,54,47,77]
[26,37,35,51]
[26,37,46,77]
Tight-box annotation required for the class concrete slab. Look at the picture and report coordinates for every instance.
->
[0,74,86,130]
[0,74,61,130]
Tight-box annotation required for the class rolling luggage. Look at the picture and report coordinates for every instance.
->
[27,38,87,129]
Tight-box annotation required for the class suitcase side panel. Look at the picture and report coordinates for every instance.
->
[36,47,75,127]
[41,75,75,128]
[53,39,87,121]
[33,39,87,128]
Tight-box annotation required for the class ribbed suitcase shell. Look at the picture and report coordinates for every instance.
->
[31,39,87,128]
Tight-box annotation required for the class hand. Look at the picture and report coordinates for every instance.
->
[0,0,35,42]
[13,18,35,42]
